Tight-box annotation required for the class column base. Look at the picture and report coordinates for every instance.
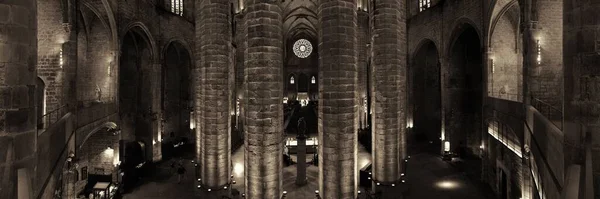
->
[370,179,408,199]
[195,180,234,198]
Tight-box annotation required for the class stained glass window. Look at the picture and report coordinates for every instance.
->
[293,39,312,58]
[171,0,183,16]
[419,0,431,12]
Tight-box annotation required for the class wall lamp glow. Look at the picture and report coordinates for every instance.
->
[491,59,495,73]
[290,76,295,84]
[444,141,450,152]
[108,61,112,76]
[536,40,541,65]
[59,48,64,68]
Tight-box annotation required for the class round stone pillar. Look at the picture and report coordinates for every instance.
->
[0,0,38,198]
[317,0,359,198]
[243,0,284,198]
[195,0,232,193]
[371,0,407,185]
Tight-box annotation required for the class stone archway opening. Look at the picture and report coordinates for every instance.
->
[489,2,522,102]
[411,40,442,145]
[161,41,192,159]
[36,77,46,129]
[447,24,484,156]
[118,28,155,161]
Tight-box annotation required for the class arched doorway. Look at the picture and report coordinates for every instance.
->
[411,40,441,144]
[119,27,155,161]
[36,77,46,129]
[297,73,309,92]
[162,42,192,139]
[161,41,192,159]
[446,23,484,156]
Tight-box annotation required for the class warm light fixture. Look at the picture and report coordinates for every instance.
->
[59,48,64,68]
[444,141,450,152]
[107,61,112,76]
[311,76,316,84]
[491,59,495,73]
[480,143,485,150]
[290,76,295,84]
[234,163,244,176]
[536,40,541,65]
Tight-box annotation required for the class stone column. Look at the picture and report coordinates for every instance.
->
[195,0,232,196]
[371,0,406,186]
[244,0,284,198]
[317,0,358,198]
[296,134,307,186]
[0,0,38,198]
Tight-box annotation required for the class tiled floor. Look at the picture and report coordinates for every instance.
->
[121,142,491,199]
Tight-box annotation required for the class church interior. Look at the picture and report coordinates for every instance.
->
[0,0,599,198]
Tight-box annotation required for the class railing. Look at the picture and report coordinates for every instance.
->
[486,107,563,196]
[37,104,70,132]
[487,91,523,102]
[530,96,563,130]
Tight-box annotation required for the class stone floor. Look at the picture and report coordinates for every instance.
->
[120,142,492,199]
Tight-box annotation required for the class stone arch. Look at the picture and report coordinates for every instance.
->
[410,39,442,143]
[77,3,114,104]
[118,23,161,161]
[488,0,519,46]
[161,40,193,146]
[120,22,158,64]
[446,17,484,58]
[161,39,193,64]
[410,38,441,65]
[445,22,485,155]
[77,122,118,149]
[488,0,523,101]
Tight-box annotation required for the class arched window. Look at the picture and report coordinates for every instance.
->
[36,77,45,129]
[419,0,431,12]
[171,0,184,16]
[311,76,316,84]
[290,76,295,84]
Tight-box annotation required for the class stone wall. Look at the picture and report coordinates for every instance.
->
[38,0,70,112]
[0,0,38,198]
[563,0,600,197]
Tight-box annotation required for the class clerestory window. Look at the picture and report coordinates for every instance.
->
[171,0,183,16]
[419,0,431,12]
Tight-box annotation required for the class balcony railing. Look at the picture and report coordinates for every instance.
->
[37,104,70,132]
[530,96,563,130]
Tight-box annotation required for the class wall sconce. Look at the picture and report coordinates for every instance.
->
[290,76,295,84]
[107,61,112,76]
[491,59,495,73]
[236,99,240,115]
[536,40,541,65]
[311,76,316,84]
[444,141,450,152]
[480,143,485,150]
[59,48,64,68]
